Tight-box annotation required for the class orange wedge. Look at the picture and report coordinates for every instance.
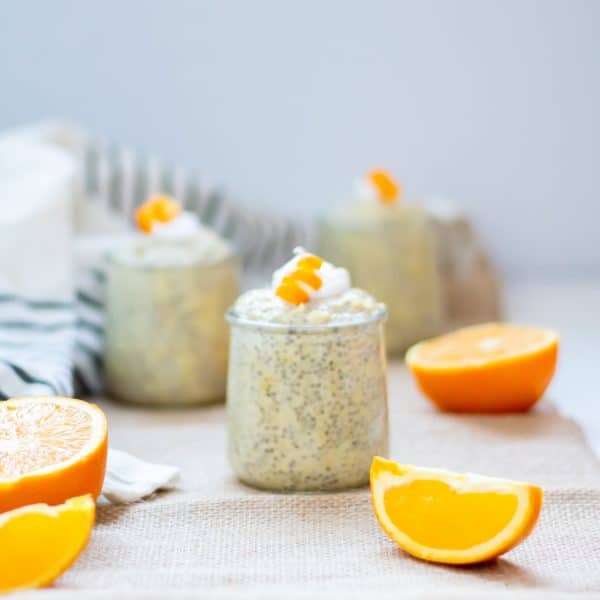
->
[0,397,108,512]
[0,494,95,592]
[406,323,558,413]
[370,457,543,565]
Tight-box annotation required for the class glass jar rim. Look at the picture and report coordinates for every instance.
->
[226,306,387,333]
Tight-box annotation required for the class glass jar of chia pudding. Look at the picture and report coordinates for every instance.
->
[317,170,443,356]
[104,195,239,406]
[226,249,389,492]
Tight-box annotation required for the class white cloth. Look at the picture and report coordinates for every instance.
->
[102,449,180,504]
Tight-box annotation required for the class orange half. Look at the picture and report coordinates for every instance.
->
[0,397,108,512]
[370,457,543,565]
[0,495,95,592]
[406,323,558,413]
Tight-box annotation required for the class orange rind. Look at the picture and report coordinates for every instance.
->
[297,255,324,270]
[275,254,324,305]
[368,170,400,204]
[0,397,108,512]
[0,495,95,592]
[406,323,559,413]
[370,457,543,565]
[135,194,182,233]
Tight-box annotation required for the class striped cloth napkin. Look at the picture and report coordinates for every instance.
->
[0,120,312,398]
[0,120,309,502]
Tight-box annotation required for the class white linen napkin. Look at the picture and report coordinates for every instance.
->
[101,449,181,504]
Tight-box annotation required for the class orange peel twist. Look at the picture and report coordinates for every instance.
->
[275,254,324,305]
[368,170,400,204]
[135,194,182,234]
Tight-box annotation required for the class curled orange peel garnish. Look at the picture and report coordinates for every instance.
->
[275,254,324,305]
[368,170,400,204]
[297,255,324,270]
[276,282,310,305]
[135,194,182,233]
[287,268,322,290]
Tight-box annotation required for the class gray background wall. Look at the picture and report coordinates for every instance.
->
[1,0,598,277]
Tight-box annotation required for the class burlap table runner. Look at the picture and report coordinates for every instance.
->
[24,365,600,598]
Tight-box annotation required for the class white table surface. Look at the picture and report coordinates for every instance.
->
[504,278,600,456]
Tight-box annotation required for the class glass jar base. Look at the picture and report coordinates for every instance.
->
[235,473,370,494]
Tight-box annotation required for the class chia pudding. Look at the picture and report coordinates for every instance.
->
[317,171,443,355]
[226,250,389,492]
[104,197,238,406]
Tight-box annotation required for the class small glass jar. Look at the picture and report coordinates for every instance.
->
[105,242,238,406]
[226,309,389,492]
[318,205,443,355]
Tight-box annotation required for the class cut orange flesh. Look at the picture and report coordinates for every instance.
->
[368,170,400,204]
[0,495,95,592]
[406,323,558,413]
[0,397,108,512]
[370,457,543,565]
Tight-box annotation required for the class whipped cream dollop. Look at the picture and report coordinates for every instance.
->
[354,177,380,204]
[119,195,232,266]
[272,247,350,304]
[151,211,203,239]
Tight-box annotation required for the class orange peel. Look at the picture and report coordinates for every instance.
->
[0,396,108,513]
[0,495,95,592]
[275,281,310,305]
[288,268,322,290]
[275,254,324,305]
[368,170,400,204]
[297,255,324,270]
[135,194,182,233]
[406,323,558,413]
[371,457,543,565]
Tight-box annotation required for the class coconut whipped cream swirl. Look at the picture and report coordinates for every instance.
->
[135,195,205,238]
[272,247,350,305]
[126,194,230,265]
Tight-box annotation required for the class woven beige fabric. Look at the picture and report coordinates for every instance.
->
[38,366,600,597]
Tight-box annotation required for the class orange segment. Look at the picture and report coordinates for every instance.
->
[370,457,543,565]
[406,323,558,413]
[0,495,95,592]
[368,170,400,204]
[0,397,108,512]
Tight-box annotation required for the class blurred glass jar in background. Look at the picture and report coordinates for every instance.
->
[317,171,443,355]
[104,196,238,406]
